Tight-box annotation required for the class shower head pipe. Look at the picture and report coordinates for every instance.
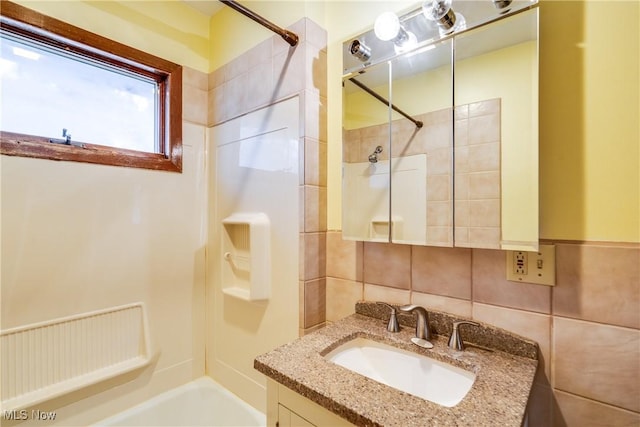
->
[348,77,423,129]
[219,0,299,47]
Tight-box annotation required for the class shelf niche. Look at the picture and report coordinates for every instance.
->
[221,212,271,301]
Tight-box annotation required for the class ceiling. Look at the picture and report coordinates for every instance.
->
[182,0,224,16]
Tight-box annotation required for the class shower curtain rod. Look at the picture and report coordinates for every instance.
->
[219,0,299,47]
[348,78,423,129]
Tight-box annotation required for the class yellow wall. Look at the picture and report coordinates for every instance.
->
[13,0,210,72]
[539,0,639,242]
[208,1,325,71]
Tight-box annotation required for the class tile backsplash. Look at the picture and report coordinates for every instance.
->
[326,234,640,426]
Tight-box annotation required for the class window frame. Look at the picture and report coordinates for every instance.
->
[0,1,183,172]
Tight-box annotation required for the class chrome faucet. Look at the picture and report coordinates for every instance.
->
[448,320,479,351]
[399,305,432,341]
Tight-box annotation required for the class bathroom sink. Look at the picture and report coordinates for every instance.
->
[323,337,475,407]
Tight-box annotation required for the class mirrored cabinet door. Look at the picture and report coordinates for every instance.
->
[453,8,539,250]
[389,40,453,246]
[341,1,539,249]
[342,61,392,242]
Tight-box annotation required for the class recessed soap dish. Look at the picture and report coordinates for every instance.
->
[221,212,270,301]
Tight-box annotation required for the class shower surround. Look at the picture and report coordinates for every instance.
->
[206,17,328,412]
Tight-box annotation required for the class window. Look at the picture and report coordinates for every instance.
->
[0,1,183,172]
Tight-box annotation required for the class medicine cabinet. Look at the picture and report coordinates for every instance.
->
[342,0,539,250]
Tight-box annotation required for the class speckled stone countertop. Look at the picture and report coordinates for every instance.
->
[255,302,539,427]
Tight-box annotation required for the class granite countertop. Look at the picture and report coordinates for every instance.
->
[254,302,539,427]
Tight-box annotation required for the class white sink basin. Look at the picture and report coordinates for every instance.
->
[324,337,475,407]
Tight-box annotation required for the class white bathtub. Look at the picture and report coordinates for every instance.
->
[94,377,265,427]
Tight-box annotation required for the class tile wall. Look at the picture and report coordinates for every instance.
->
[326,236,640,426]
[454,98,502,249]
[208,18,328,335]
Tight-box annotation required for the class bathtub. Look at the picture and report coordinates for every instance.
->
[94,377,265,426]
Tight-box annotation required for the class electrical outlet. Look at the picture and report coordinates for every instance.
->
[506,244,556,286]
[513,251,528,275]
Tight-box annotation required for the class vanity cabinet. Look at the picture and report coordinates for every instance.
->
[342,1,539,251]
[255,304,539,427]
[278,405,314,427]
[267,379,353,427]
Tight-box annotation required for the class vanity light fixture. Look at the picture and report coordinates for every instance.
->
[349,39,372,62]
[374,11,417,53]
[422,0,466,35]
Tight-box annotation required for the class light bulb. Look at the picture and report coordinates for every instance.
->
[374,12,401,42]
[394,31,417,54]
[422,0,453,22]
[446,12,466,35]
[422,0,466,35]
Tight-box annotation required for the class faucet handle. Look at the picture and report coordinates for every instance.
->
[376,302,400,332]
[448,320,479,351]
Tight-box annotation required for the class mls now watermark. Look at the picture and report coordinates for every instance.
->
[3,409,57,421]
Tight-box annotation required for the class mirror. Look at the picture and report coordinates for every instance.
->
[342,41,454,245]
[454,8,538,250]
[342,2,539,250]
[389,40,453,246]
[342,61,392,242]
